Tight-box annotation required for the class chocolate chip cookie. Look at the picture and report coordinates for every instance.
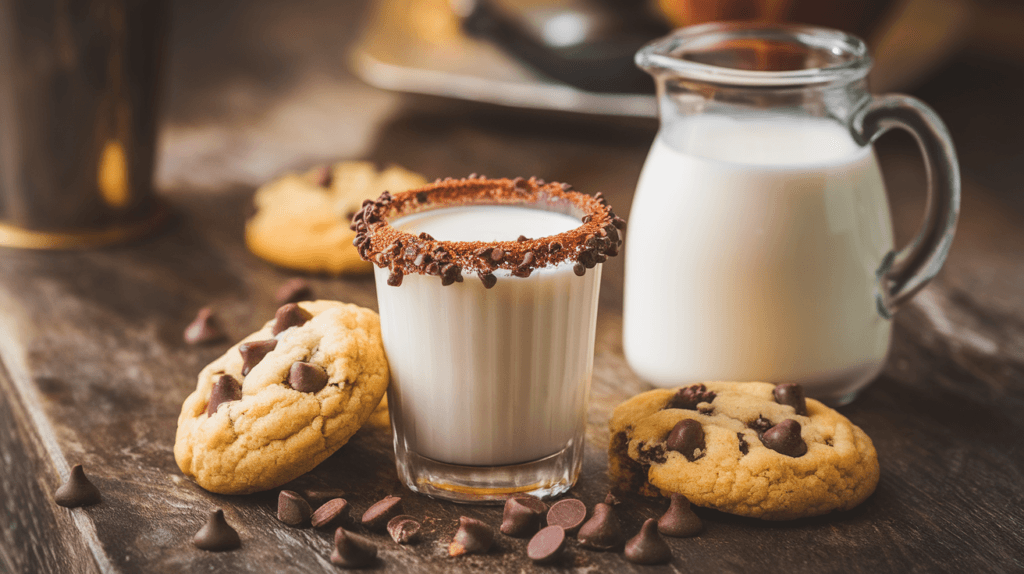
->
[245,161,427,275]
[609,382,879,520]
[174,301,389,494]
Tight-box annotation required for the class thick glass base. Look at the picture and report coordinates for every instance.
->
[393,438,584,505]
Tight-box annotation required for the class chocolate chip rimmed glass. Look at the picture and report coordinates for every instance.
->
[358,177,620,503]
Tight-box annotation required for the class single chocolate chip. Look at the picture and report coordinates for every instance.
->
[288,361,328,393]
[449,516,494,556]
[387,269,403,287]
[577,503,624,551]
[425,262,441,276]
[547,498,587,535]
[549,241,562,252]
[302,488,348,506]
[490,247,505,263]
[275,278,314,305]
[183,307,226,345]
[573,263,585,276]
[416,191,428,203]
[478,272,497,289]
[419,231,435,241]
[750,416,774,434]
[54,465,101,507]
[193,509,241,551]
[278,490,312,527]
[666,419,705,461]
[761,419,808,457]
[207,374,242,417]
[361,495,403,531]
[665,383,717,410]
[316,166,333,188]
[624,519,672,565]
[579,250,596,268]
[239,339,277,376]
[331,527,377,568]
[658,494,702,537]
[517,235,529,242]
[272,303,312,336]
[527,525,566,563]
[612,216,626,230]
[387,515,422,544]
[604,492,620,506]
[500,496,546,537]
[522,251,535,267]
[511,267,532,278]
[312,498,350,529]
[774,383,808,415]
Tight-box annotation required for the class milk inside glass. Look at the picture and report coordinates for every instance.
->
[376,206,601,466]
[623,115,894,402]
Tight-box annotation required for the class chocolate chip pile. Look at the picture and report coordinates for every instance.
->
[350,175,626,288]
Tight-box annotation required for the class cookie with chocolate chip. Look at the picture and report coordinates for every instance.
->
[609,382,878,520]
[245,161,427,275]
[174,301,389,494]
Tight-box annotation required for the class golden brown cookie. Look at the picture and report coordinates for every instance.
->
[609,382,879,520]
[245,161,427,275]
[174,301,389,494]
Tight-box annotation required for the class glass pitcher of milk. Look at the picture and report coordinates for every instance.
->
[623,23,960,405]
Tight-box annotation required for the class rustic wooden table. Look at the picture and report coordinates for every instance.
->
[2,1,1023,572]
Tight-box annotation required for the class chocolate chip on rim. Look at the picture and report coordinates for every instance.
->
[449,516,494,556]
[239,339,277,376]
[288,361,328,393]
[331,527,377,568]
[54,465,102,508]
[500,495,546,537]
[183,307,226,345]
[353,177,624,288]
[361,495,403,531]
[275,278,314,305]
[207,374,242,417]
[387,515,422,544]
[773,383,808,415]
[272,303,313,336]
[666,419,705,461]
[624,519,672,565]
[277,490,312,527]
[312,498,350,530]
[577,502,624,551]
[547,498,587,535]
[527,525,566,563]
[658,494,702,537]
[193,509,241,551]
[761,419,808,457]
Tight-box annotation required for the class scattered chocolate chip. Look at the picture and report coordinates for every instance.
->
[287,361,328,393]
[387,515,422,544]
[666,419,705,461]
[773,383,808,415]
[665,384,717,410]
[547,498,587,535]
[658,494,702,537]
[207,374,242,416]
[193,509,241,551]
[387,269,404,287]
[331,527,377,568]
[54,465,101,507]
[183,307,226,345]
[527,525,566,563]
[501,496,546,537]
[275,278,314,305]
[415,191,428,203]
[750,416,774,434]
[604,492,620,506]
[278,490,312,527]
[312,498,350,529]
[624,519,672,565]
[573,263,585,276]
[577,503,624,550]
[490,247,504,263]
[478,271,497,289]
[302,488,348,506]
[316,166,333,188]
[272,303,312,335]
[361,495,403,531]
[449,516,494,556]
[239,339,277,376]
[761,419,808,457]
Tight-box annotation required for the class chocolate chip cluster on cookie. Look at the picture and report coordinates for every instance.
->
[609,382,879,520]
[174,301,389,494]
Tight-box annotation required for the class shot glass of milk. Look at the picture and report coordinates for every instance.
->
[353,176,622,503]
[624,23,960,405]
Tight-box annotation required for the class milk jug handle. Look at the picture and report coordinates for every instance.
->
[850,94,961,319]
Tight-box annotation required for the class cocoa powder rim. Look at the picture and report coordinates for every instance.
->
[350,175,625,287]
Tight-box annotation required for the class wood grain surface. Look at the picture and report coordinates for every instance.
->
[1,0,1023,572]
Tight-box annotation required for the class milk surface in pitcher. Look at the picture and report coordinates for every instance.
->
[623,114,895,401]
